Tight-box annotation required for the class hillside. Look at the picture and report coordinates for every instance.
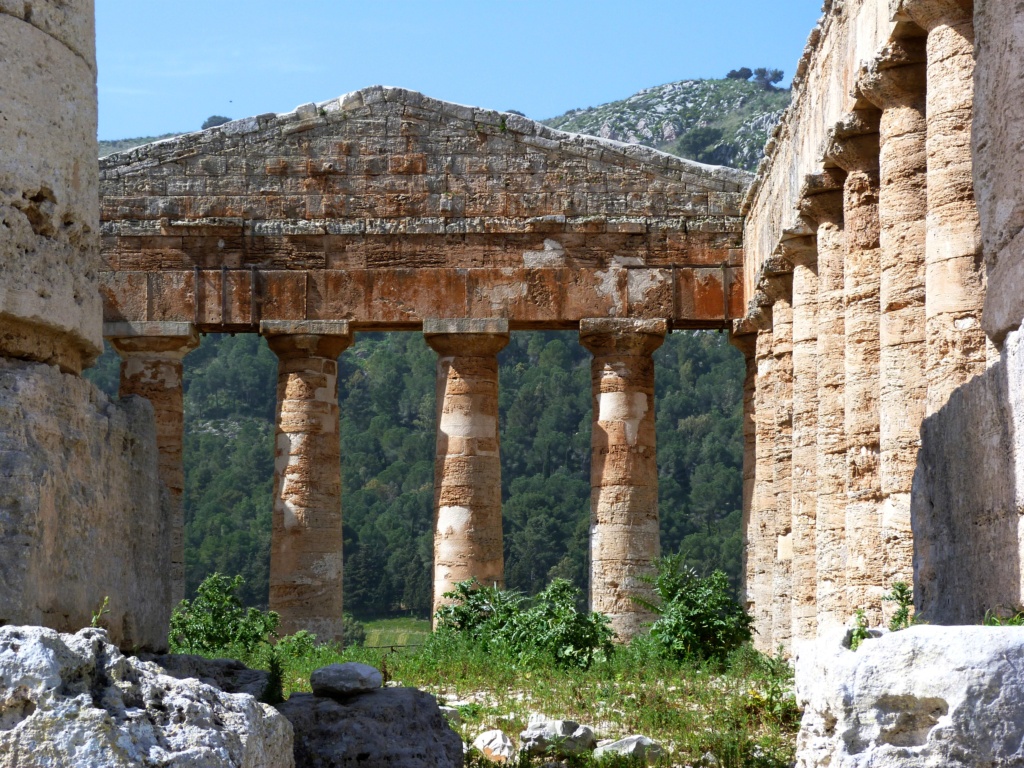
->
[544,78,790,172]
[99,133,180,157]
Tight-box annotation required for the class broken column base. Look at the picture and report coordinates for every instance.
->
[0,357,173,651]
[794,625,1024,767]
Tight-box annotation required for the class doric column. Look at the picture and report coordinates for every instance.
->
[261,320,352,642]
[783,236,820,644]
[826,110,884,625]
[896,0,987,412]
[770,277,795,652]
[857,38,928,596]
[424,319,509,620]
[579,318,666,641]
[730,330,758,626]
[750,315,776,652]
[107,321,200,607]
[798,171,848,634]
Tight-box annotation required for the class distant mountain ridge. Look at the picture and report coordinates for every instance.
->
[543,78,791,172]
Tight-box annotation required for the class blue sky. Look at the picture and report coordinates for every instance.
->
[96,1,822,140]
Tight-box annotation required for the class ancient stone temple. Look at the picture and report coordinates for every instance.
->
[739,0,1024,655]
[0,1,172,649]
[98,91,749,640]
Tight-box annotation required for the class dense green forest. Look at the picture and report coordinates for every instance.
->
[86,330,744,617]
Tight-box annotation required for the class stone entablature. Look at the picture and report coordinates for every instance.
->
[99,87,749,333]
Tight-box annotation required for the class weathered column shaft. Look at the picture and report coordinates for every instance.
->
[109,323,200,607]
[827,112,885,623]
[731,332,758,627]
[750,321,777,652]
[785,238,820,643]
[264,323,352,642]
[799,174,848,634]
[424,319,509,619]
[580,318,666,641]
[858,41,928,595]
[900,0,987,413]
[771,284,794,651]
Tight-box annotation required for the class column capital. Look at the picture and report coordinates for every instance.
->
[824,110,881,174]
[423,318,510,357]
[579,318,667,356]
[780,235,818,269]
[855,41,927,110]
[893,0,972,31]
[106,321,200,358]
[261,320,353,359]
[798,172,846,229]
[729,329,758,358]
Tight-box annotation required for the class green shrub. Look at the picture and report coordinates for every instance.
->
[638,554,753,664]
[169,573,279,655]
[984,607,1024,626]
[883,581,914,632]
[848,609,870,651]
[434,578,614,670]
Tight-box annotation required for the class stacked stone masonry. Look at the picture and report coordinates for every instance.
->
[739,0,1024,654]
[97,91,753,640]
[0,2,174,649]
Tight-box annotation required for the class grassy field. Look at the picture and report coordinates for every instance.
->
[267,637,799,768]
[361,617,431,649]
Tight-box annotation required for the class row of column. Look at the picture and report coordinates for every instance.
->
[107,317,668,643]
[737,0,987,653]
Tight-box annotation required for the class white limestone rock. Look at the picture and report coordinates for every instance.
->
[794,625,1024,767]
[0,625,294,768]
[472,729,515,763]
[309,662,382,698]
[520,715,597,756]
[593,735,663,762]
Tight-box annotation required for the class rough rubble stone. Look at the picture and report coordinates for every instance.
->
[795,625,1024,767]
[471,730,515,764]
[0,625,293,768]
[520,715,597,756]
[594,735,664,762]
[309,662,383,698]
[278,688,463,767]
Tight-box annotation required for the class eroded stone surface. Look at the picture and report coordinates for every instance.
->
[310,663,383,698]
[0,626,293,768]
[795,626,1024,767]
[0,8,102,370]
[0,358,172,650]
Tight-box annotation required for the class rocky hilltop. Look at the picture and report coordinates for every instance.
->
[544,78,791,171]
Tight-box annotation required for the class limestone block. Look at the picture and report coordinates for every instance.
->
[0,358,172,650]
[0,626,293,768]
[0,12,101,370]
[795,626,1024,767]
